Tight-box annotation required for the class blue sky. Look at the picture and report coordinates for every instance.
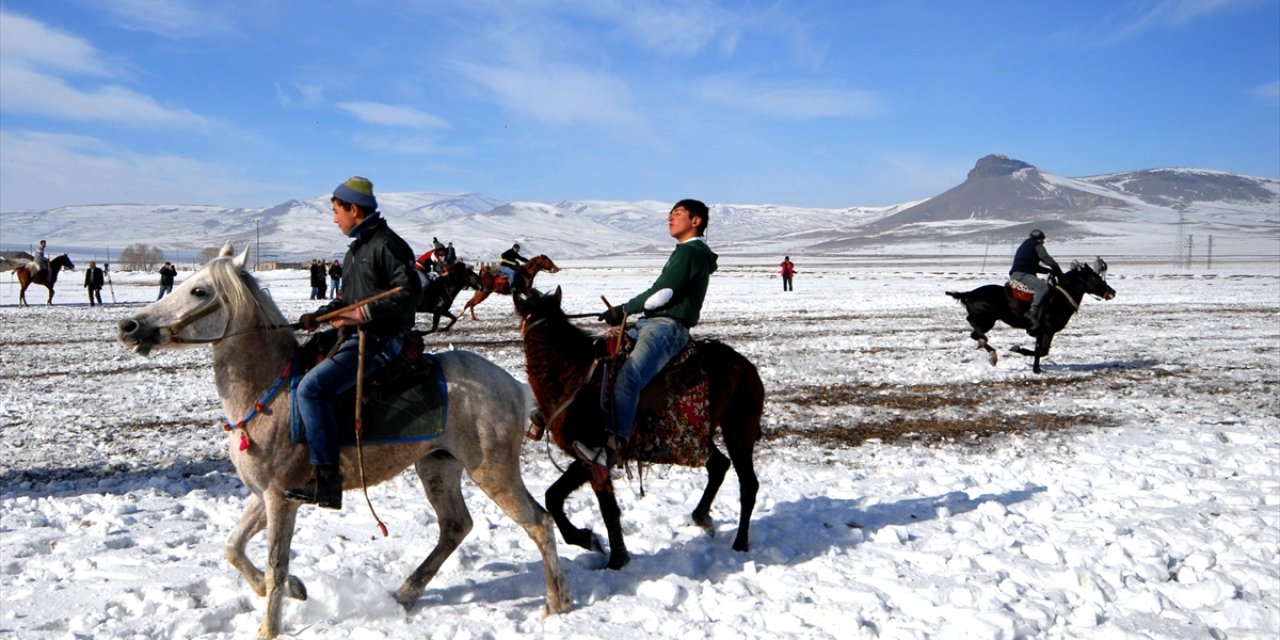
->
[1,0,1277,212]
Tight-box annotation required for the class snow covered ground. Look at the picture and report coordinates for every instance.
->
[1,253,1277,639]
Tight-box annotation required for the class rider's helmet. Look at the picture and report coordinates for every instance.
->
[1029,229,1045,240]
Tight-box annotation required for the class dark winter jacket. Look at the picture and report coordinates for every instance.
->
[313,216,422,333]
[158,265,177,286]
[1010,238,1060,276]
[84,267,104,290]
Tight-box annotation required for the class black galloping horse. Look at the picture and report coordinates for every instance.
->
[416,262,483,333]
[514,287,764,569]
[946,261,1115,373]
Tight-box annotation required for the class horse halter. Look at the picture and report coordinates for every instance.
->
[164,295,288,345]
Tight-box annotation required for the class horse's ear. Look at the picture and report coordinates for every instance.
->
[552,286,562,305]
[219,242,235,258]
[232,247,250,270]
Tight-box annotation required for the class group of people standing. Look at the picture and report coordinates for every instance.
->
[309,259,343,300]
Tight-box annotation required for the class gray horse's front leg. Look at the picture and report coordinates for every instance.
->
[226,493,308,601]
[257,492,302,640]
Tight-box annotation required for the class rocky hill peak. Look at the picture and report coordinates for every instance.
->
[968,154,1036,180]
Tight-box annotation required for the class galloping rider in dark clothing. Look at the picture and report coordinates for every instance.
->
[1009,229,1062,330]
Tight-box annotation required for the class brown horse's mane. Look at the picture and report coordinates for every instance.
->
[520,292,598,447]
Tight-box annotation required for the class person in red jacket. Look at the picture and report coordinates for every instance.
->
[780,256,795,291]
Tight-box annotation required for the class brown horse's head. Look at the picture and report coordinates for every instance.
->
[525,255,560,275]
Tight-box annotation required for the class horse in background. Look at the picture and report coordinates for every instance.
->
[946,261,1116,373]
[514,287,764,570]
[417,261,482,333]
[15,254,74,307]
[462,254,560,320]
[116,243,570,639]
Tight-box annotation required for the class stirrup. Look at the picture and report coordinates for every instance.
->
[572,440,616,468]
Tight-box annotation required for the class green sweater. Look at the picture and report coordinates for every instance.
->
[624,238,717,327]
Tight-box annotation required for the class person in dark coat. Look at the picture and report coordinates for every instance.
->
[157,262,177,300]
[309,259,327,299]
[1009,229,1062,330]
[327,259,343,299]
[284,176,422,510]
[84,261,105,306]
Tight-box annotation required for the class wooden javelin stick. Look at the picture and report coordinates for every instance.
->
[311,286,405,325]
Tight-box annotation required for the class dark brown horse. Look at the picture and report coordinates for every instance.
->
[16,254,74,307]
[462,255,559,320]
[513,287,763,569]
[946,261,1115,373]
[416,262,482,333]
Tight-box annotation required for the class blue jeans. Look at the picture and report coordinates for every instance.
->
[610,317,689,442]
[1010,271,1049,307]
[297,330,403,466]
[329,279,340,298]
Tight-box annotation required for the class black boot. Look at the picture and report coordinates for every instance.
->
[284,464,343,509]
[1025,305,1041,331]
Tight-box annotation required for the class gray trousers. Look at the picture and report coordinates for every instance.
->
[1010,271,1049,307]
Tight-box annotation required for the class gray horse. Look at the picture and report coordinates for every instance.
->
[116,243,571,639]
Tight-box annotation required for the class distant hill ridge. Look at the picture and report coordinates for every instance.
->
[2,155,1276,261]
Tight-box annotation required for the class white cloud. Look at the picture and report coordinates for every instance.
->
[0,62,214,129]
[1251,80,1280,107]
[95,0,231,38]
[1111,0,1261,39]
[274,81,326,109]
[0,130,295,211]
[337,102,448,129]
[695,76,881,119]
[462,62,644,128]
[0,11,216,129]
[0,10,113,77]
[351,132,456,156]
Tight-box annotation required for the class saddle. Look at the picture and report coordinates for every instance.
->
[590,329,713,466]
[292,330,447,446]
[1006,279,1035,303]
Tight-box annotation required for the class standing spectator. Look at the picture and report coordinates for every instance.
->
[780,256,796,291]
[84,261,105,306]
[328,259,343,299]
[309,259,327,300]
[445,241,457,265]
[1095,256,1108,281]
[157,261,177,300]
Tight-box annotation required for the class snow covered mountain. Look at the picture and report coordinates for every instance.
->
[2,155,1275,264]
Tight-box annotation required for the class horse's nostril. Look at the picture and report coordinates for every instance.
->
[118,318,138,334]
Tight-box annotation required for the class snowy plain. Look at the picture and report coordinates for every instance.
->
[1,252,1277,639]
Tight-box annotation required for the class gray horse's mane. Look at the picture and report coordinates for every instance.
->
[203,256,288,328]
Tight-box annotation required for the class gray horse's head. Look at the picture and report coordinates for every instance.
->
[117,242,281,355]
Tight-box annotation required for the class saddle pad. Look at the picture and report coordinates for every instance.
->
[1006,280,1035,302]
[292,353,448,446]
[628,342,713,466]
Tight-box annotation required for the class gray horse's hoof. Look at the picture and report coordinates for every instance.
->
[286,576,307,600]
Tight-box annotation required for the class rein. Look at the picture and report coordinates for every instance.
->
[223,348,297,452]
[1053,283,1081,310]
